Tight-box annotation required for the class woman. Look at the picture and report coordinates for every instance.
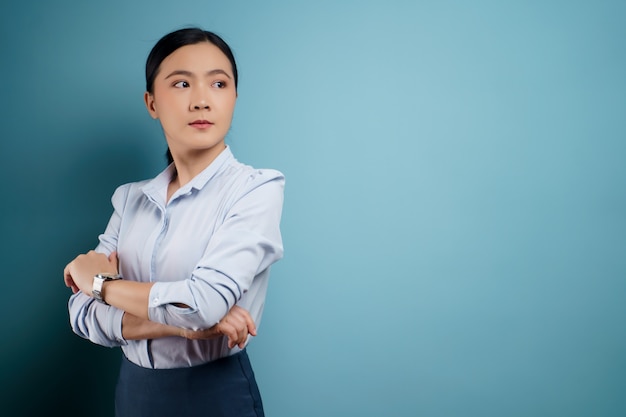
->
[64,27,284,417]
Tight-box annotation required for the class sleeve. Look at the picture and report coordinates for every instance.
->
[148,170,285,330]
[66,184,131,347]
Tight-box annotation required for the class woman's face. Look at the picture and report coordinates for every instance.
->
[144,42,237,162]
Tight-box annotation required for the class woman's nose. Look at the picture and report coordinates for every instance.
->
[191,100,210,110]
[190,89,210,110]
[193,100,209,110]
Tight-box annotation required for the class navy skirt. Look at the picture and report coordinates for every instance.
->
[115,350,264,417]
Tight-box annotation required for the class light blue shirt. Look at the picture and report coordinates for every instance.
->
[68,147,284,369]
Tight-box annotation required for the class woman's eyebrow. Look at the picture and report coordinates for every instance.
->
[206,69,232,79]
[164,69,232,79]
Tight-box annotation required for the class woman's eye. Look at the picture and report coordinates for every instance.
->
[212,81,226,89]
[174,81,189,88]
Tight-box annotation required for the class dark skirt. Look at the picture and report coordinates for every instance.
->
[115,350,264,417]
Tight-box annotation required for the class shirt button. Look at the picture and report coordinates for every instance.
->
[152,298,159,305]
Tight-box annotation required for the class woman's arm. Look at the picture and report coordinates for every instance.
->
[64,250,153,319]
[66,250,196,320]
[66,184,130,347]
[65,252,256,348]
[121,312,179,339]
[122,305,255,349]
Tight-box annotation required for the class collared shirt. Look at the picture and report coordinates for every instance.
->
[68,147,284,369]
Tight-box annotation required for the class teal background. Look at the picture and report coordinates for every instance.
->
[1,1,625,416]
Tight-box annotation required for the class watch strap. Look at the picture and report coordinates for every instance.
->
[92,273,122,305]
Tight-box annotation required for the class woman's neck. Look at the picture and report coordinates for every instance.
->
[173,145,226,184]
[166,144,227,202]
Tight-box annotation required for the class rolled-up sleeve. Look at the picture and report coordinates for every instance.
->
[68,293,127,346]
[148,171,284,330]
[67,184,130,347]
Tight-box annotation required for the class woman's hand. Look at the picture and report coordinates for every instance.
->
[64,251,119,296]
[180,305,257,349]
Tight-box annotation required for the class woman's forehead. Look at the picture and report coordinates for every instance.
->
[159,42,233,75]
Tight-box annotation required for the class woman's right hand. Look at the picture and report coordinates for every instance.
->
[180,305,257,349]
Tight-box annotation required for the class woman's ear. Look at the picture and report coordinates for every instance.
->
[144,92,158,119]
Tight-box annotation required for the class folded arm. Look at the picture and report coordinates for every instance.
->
[121,306,256,349]
[65,251,256,349]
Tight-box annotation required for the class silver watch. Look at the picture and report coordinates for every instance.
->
[93,273,122,304]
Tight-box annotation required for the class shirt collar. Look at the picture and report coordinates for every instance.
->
[141,146,234,204]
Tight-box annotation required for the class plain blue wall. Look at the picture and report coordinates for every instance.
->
[1,1,625,416]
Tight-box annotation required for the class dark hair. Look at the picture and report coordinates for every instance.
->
[145,27,238,164]
[146,27,238,93]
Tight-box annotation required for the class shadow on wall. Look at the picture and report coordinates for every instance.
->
[2,120,163,417]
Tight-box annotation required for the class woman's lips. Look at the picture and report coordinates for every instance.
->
[189,120,214,129]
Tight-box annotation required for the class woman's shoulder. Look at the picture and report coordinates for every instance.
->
[208,160,284,209]
[108,178,153,205]
[224,160,285,190]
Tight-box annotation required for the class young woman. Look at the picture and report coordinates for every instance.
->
[64,27,284,417]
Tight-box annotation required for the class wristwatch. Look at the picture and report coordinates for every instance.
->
[93,273,122,305]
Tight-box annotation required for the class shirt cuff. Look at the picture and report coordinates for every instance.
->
[148,281,197,325]
[108,307,127,345]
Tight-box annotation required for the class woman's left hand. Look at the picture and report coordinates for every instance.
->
[64,251,119,296]
[180,305,257,349]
